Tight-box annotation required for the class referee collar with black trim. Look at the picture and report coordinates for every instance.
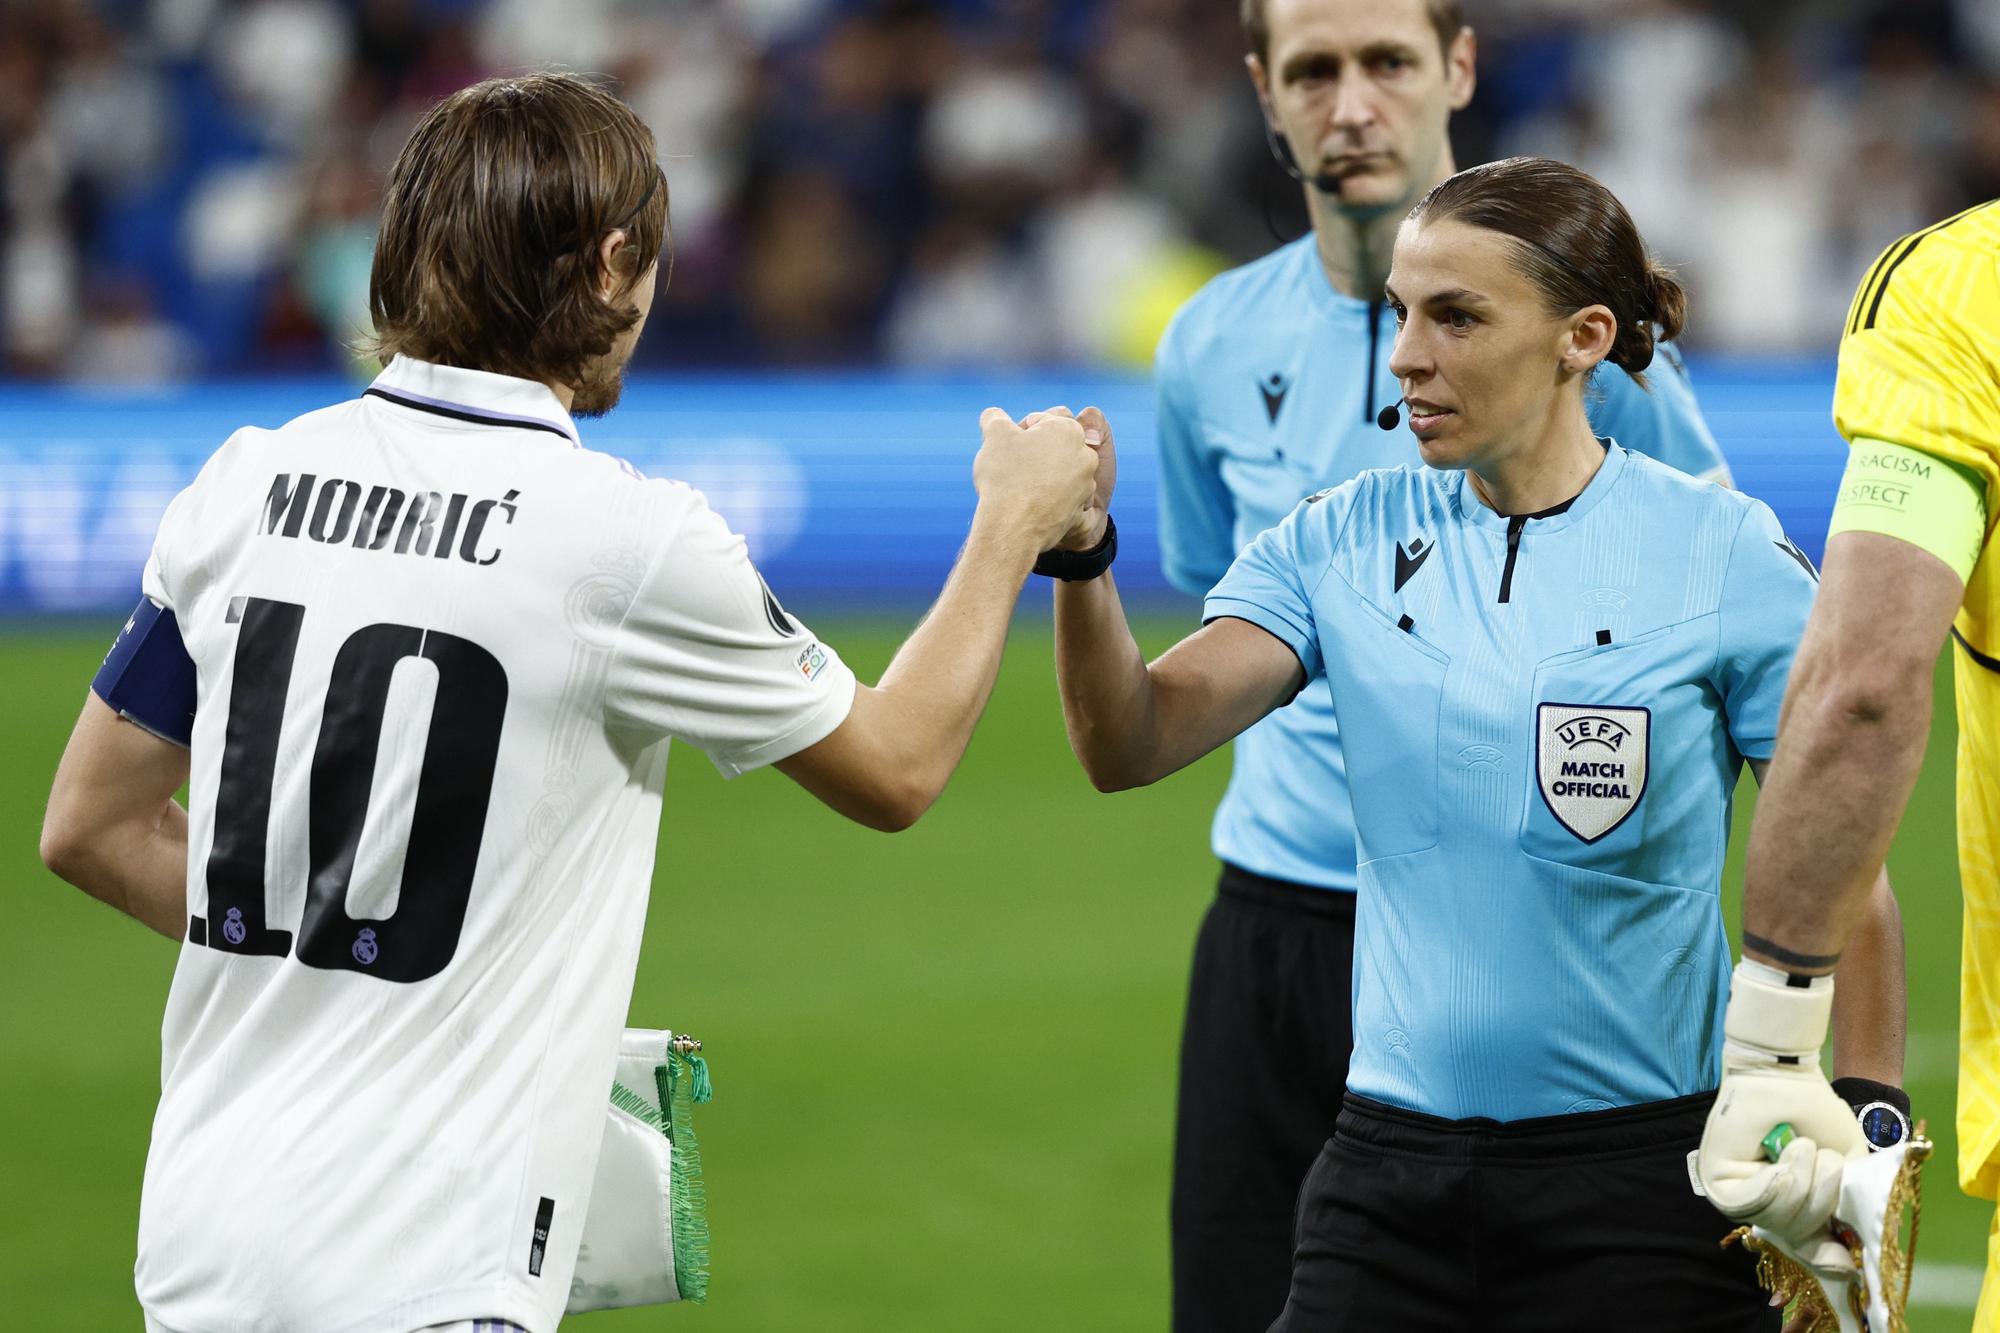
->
[365,356,583,448]
[1453,437,1627,535]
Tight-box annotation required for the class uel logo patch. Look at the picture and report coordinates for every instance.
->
[1260,372,1290,424]
[1394,537,1434,592]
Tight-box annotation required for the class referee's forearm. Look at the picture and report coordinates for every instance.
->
[1053,570,1158,791]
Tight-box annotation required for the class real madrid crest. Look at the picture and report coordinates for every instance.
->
[1536,703,1650,842]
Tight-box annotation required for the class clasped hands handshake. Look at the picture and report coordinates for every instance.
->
[973,404,1118,558]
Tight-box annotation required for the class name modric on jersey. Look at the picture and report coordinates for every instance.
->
[259,471,519,566]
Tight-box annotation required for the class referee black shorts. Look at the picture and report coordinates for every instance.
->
[1172,863,1355,1333]
[1271,1091,1778,1332]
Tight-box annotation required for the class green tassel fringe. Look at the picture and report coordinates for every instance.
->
[608,1079,667,1134]
[659,1048,712,1303]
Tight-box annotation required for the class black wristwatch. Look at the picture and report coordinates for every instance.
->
[1033,514,1117,582]
[1832,1076,1913,1150]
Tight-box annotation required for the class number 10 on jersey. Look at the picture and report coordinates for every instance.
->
[190,595,508,983]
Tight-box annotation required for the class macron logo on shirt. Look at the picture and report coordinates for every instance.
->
[1260,371,1290,424]
[1394,537,1434,593]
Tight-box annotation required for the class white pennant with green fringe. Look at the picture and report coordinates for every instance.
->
[567,1028,714,1312]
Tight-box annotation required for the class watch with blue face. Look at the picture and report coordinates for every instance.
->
[1832,1076,1913,1153]
[1857,1099,1912,1151]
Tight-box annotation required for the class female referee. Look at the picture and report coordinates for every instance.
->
[1039,157,1905,1328]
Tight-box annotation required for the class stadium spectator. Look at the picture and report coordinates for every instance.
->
[1,0,1992,379]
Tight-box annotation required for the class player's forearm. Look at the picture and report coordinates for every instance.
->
[1830,869,1906,1086]
[1740,531,1958,976]
[864,504,1040,811]
[1741,662,1930,974]
[1053,569,1164,790]
[41,798,190,941]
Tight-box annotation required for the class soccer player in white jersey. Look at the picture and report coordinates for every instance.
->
[38,73,1099,1333]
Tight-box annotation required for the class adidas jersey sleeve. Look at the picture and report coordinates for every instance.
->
[1202,492,1330,682]
[1714,500,1818,761]
[1591,343,1731,485]
[1154,313,1238,598]
[604,492,856,777]
[140,484,194,612]
[1834,224,2000,513]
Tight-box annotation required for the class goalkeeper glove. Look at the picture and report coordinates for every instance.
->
[1696,959,1868,1268]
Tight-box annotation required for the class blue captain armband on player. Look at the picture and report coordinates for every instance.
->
[92,597,197,748]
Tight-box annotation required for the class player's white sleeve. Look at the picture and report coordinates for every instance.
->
[603,492,856,777]
[140,486,194,611]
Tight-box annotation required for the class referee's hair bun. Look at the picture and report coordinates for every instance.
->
[1610,261,1687,377]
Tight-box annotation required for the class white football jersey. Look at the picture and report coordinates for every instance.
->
[132,358,855,1333]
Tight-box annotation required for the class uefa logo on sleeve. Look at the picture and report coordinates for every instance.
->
[1535,703,1650,842]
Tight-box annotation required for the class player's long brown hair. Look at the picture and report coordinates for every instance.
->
[362,73,669,389]
[1409,156,1686,388]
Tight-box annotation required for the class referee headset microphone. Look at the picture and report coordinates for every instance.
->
[1259,115,1350,195]
[1257,108,1406,433]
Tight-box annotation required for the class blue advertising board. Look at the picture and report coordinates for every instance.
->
[0,362,1847,616]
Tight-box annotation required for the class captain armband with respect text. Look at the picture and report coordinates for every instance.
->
[1826,438,1987,583]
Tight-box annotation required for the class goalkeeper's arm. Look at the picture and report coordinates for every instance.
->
[1737,529,1960,983]
[1699,526,1959,1246]
[1743,426,1982,984]
[1742,761,1907,1093]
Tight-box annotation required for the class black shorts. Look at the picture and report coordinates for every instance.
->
[1271,1092,1778,1333]
[1172,864,1355,1333]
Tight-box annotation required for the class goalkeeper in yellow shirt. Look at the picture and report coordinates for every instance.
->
[1695,200,2000,1322]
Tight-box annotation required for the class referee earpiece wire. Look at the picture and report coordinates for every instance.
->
[1263,112,1401,431]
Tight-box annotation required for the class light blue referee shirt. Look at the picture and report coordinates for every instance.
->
[1157,235,1730,890]
[1204,444,1817,1120]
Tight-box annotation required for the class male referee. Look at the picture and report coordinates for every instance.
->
[1153,2,1732,1327]
[1698,203,2000,1323]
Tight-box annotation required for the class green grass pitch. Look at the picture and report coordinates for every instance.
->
[0,613,1981,1329]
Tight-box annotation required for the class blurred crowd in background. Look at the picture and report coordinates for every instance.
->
[3,0,1997,383]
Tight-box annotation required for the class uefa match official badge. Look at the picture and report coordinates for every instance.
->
[1535,703,1650,842]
